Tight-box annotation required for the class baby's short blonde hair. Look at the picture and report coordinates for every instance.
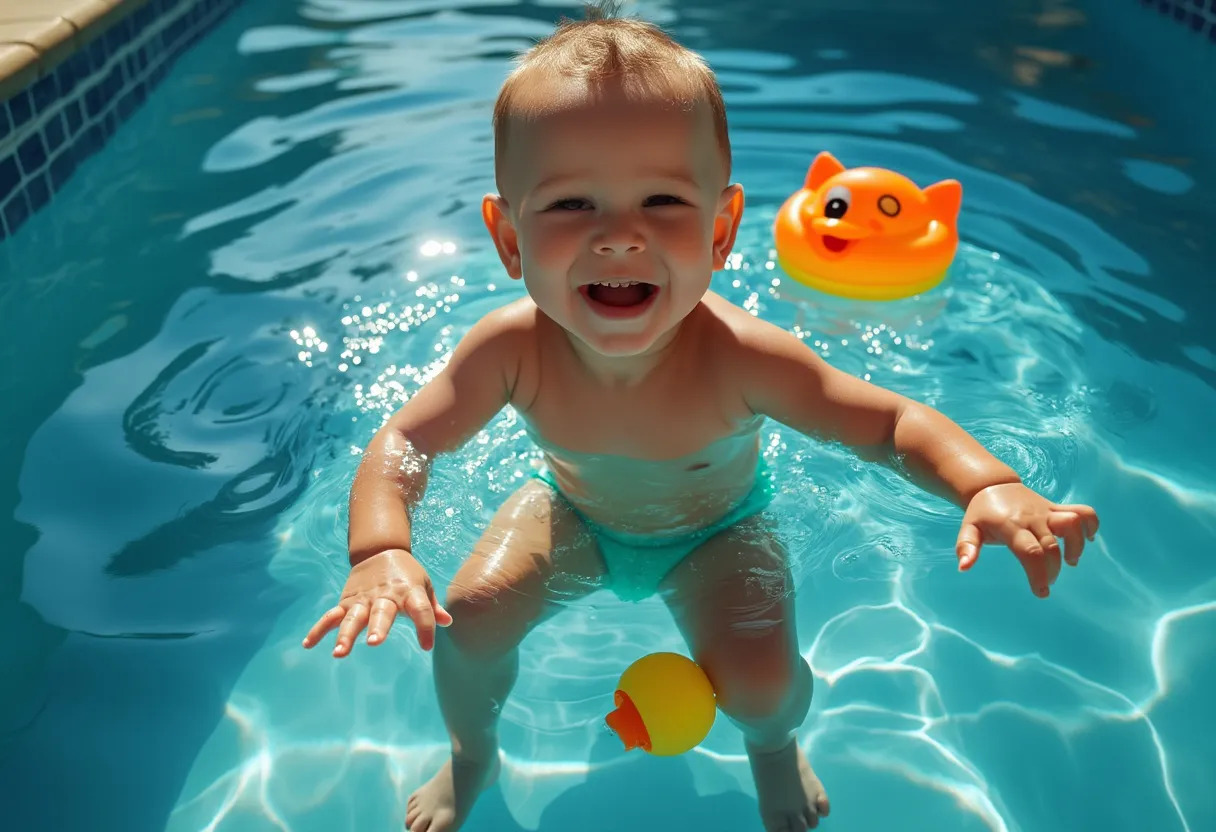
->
[492,2,731,188]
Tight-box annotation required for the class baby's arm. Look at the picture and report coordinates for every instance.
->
[304,304,525,656]
[347,306,524,563]
[737,319,1097,596]
[738,320,1018,508]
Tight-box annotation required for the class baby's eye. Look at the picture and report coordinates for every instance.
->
[547,198,591,211]
[644,194,687,207]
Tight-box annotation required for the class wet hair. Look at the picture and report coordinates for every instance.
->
[491,1,731,188]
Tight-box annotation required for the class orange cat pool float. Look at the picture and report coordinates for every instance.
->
[773,151,963,301]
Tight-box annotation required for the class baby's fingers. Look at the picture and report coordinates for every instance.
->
[366,597,399,646]
[1054,503,1099,540]
[955,522,983,571]
[428,583,453,628]
[333,603,370,658]
[403,586,439,651]
[302,605,347,649]
[1048,511,1086,566]
[1012,527,1059,598]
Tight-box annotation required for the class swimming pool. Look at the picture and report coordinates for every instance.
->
[2,0,1214,829]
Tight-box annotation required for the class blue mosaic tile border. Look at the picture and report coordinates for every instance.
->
[0,0,243,244]
[1141,0,1216,39]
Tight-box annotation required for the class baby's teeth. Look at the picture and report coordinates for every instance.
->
[598,281,639,288]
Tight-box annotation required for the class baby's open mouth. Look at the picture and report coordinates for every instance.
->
[582,280,657,308]
[821,235,851,254]
[578,280,656,316]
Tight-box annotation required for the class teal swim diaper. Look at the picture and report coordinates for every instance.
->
[532,461,775,602]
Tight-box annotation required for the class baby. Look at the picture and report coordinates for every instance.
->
[302,7,1100,832]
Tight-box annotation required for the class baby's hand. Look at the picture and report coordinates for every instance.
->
[302,549,453,656]
[955,483,1099,598]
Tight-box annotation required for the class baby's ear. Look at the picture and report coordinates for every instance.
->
[805,151,845,191]
[712,184,745,270]
[482,194,522,279]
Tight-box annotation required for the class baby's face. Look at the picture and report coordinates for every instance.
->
[486,87,742,358]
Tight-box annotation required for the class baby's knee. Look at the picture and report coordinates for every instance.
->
[710,650,812,724]
[441,578,543,658]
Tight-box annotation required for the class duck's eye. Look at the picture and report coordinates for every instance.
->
[878,194,901,217]
[823,185,851,219]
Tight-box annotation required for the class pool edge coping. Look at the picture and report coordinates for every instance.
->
[0,0,153,103]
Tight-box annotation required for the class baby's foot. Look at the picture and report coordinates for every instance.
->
[747,738,831,830]
[405,751,500,832]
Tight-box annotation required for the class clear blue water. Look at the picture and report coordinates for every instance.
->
[2,1,1214,830]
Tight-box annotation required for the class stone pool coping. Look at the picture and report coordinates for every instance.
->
[0,1,151,102]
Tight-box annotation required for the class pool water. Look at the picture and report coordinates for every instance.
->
[2,1,1214,830]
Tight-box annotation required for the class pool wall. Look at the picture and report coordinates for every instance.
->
[0,0,243,245]
[1144,0,1216,39]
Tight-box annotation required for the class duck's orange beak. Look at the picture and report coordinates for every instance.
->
[809,217,872,240]
[806,216,871,254]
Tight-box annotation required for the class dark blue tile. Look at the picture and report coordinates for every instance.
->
[166,17,190,49]
[31,74,58,113]
[49,148,77,191]
[26,173,50,213]
[104,15,133,56]
[56,53,85,96]
[1191,12,1205,28]
[8,89,32,128]
[3,191,30,236]
[65,99,84,135]
[87,34,109,71]
[85,82,106,118]
[104,65,123,99]
[101,111,118,139]
[0,155,19,203]
[1174,4,1187,20]
[44,111,66,153]
[134,3,156,31]
[0,102,10,142]
[17,133,47,176]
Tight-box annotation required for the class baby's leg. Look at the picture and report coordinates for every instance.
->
[660,515,830,831]
[406,479,604,832]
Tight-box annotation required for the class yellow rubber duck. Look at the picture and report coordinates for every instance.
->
[604,652,717,756]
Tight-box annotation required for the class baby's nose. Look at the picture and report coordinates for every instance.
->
[593,217,646,255]
[595,238,645,255]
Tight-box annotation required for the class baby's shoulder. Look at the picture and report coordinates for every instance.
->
[699,292,799,358]
[460,298,544,407]
[462,297,541,349]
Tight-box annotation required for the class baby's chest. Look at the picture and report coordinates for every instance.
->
[525,384,734,459]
